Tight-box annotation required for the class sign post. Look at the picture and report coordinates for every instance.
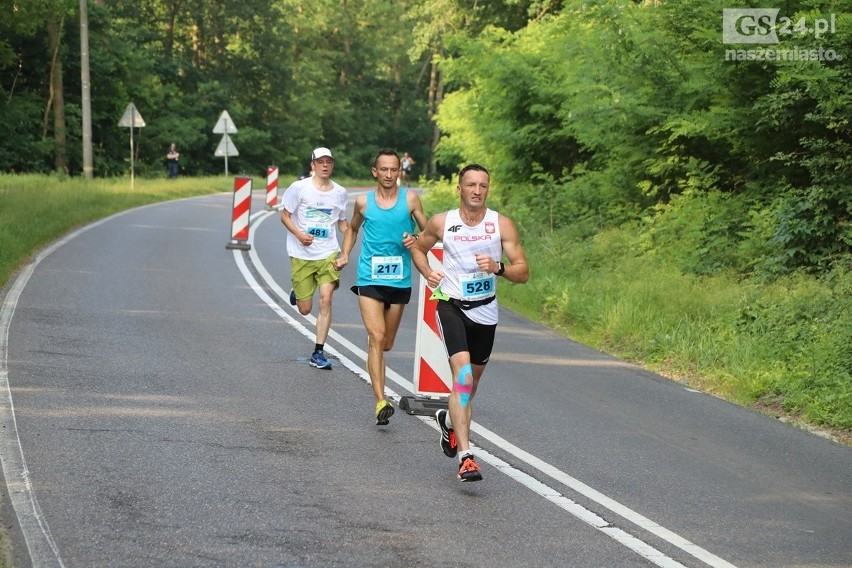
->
[214,133,239,175]
[118,103,146,189]
[213,111,238,175]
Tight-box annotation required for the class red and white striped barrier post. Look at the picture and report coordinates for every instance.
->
[400,244,451,415]
[265,165,278,210]
[225,176,252,251]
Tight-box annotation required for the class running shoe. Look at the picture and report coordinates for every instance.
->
[458,455,483,482]
[289,289,297,306]
[435,409,457,458]
[310,350,332,370]
[375,400,394,425]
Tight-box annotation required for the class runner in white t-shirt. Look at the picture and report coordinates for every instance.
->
[280,147,350,370]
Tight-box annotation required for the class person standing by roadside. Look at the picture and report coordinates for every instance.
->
[166,143,180,179]
[337,148,428,425]
[280,147,350,370]
[400,151,415,187]
[410,163,529,481]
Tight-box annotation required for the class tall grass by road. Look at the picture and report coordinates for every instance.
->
[498,225,852,445]
[3,174,850,445]
[0,173,369,286]
[0,174,233,286]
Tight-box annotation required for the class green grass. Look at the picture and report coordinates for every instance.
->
[0,174,231,286]
[0,173,375,286]
[502,225,852,442]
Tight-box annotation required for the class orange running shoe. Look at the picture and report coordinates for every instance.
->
[458,455,483,482]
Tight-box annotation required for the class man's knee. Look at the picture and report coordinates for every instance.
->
[368,330,387,347]
[318,295,333,314]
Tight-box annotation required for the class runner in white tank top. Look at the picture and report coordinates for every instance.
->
[439,208,501,325]
[410,164,529,482]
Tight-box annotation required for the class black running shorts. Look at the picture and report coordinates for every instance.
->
[350,285,412,308]
[436,300,497,365]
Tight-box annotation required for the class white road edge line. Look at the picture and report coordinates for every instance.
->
[0,208,149,568]
[1,262,66,568]
[241,209,739,568]
[0,199,198,568]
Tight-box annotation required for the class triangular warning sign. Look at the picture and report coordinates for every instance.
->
[118,103,146,128]
[213,110,238,134]
[215,133,239,157]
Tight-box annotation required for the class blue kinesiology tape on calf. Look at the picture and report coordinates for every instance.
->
[454,363,473,407]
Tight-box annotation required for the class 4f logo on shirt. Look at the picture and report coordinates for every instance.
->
[447,225,463,233]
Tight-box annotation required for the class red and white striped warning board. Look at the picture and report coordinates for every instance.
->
[413,244,452,396]
[265,166,278,210]
[226,176,252,250]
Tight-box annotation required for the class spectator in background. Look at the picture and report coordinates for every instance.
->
[400,151,415,187]
[166,143,180,179]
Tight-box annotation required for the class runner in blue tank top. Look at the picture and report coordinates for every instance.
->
[338,148,428,426]
[355,189,416,289]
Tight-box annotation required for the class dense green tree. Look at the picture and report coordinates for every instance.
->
[0,0,77,173]
[1,0,437,178]
[434,0,851,272]
[2,0,849,271]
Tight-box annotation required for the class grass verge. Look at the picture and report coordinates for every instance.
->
[502,225,851,445]
[0,173,374,286]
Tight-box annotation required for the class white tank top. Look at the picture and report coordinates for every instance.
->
[440,208,501,325]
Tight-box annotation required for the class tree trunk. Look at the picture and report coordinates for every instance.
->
[427,57,443,178]
[164,0,183,59]
[80,0,93,179]
[46,17,68,174]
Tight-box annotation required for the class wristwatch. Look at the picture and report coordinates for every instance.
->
[496,261,505,276]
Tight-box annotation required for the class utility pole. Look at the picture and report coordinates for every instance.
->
[80,0,93,179]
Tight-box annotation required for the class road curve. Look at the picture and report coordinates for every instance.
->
[1,192,849,568]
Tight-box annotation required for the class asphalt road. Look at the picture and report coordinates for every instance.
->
[1,190,849,568]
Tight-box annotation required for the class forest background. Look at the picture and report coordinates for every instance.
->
[1,0,850,442]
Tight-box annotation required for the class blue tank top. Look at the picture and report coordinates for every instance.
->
[356,189,416,288]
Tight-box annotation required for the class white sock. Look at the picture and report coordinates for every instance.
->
[444,411,453,429]
[458,450,473,463]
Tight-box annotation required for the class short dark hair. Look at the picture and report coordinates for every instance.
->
[373,148,400,168]
[458,163,490,185]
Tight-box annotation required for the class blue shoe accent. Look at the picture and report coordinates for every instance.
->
[310,350,332,370]
[289,289,297,306]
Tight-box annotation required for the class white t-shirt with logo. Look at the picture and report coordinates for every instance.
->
[282,177,348,261]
